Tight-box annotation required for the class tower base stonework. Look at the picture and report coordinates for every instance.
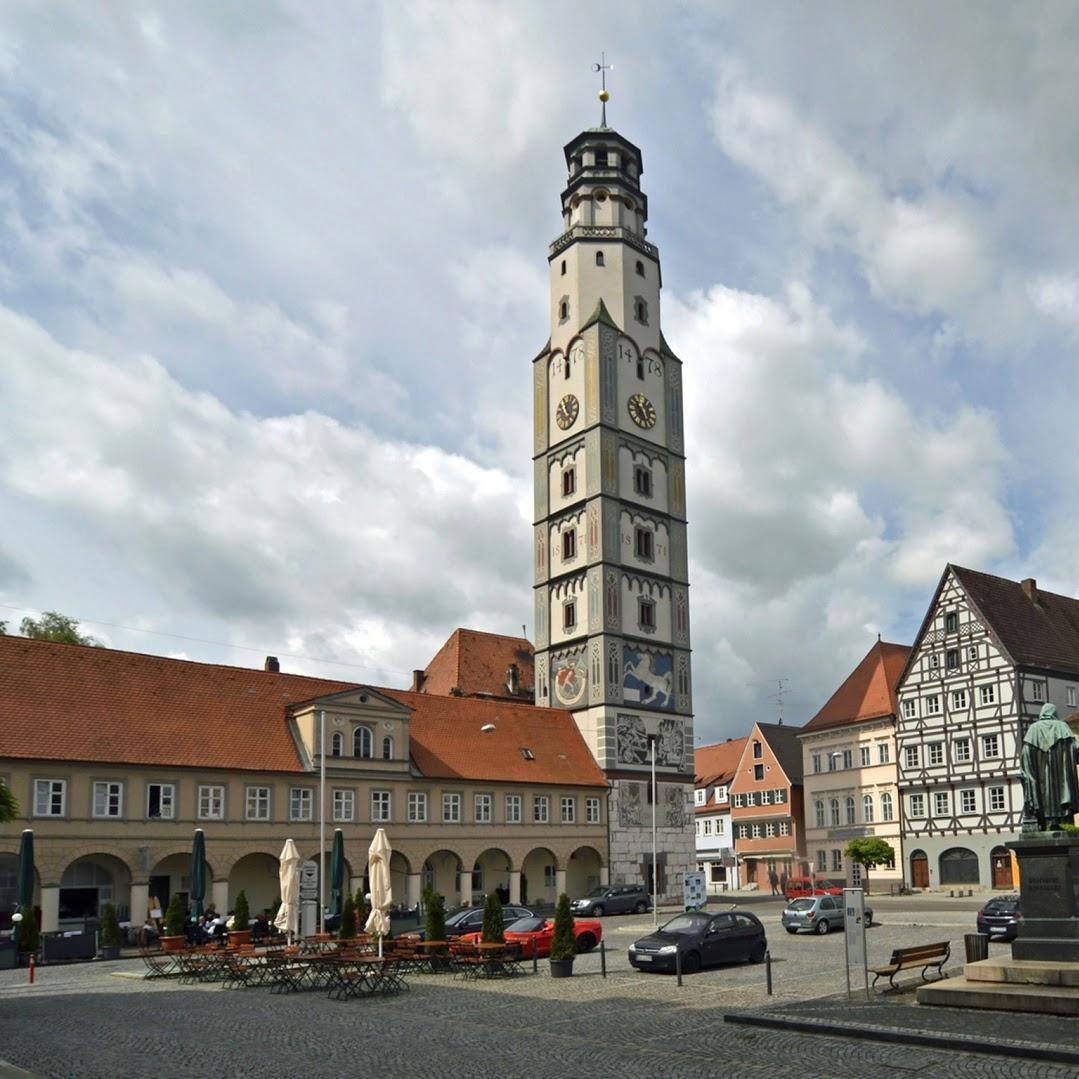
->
[608,779,695,902]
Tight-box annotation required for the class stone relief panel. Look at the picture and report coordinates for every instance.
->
[551,649,588,708]
[617,713,648,764]
[655,717,685,768]
[664,784,687,828]
[618,781,643,828]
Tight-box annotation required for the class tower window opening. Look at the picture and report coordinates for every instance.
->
[636,260,645,277]
[562,528,576,562]
[560,259,567,276]
[636,357,644,380]
[564,355,571,379]
[559,299,569,322]
[634,298,648,324]
[633,465,652,498]
[634,526,654,561]
[563,599,577,630]
[596,149,608,167]
[562,466,576,497]
[638,597,656,630]
[595,250,605,267]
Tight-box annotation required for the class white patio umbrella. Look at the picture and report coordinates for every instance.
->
[274,838,302,942]
[364,828,393,958]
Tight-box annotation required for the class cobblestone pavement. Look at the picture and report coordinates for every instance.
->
[0,898,1070,1079]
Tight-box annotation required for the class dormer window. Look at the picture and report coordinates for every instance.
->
[520,747,535,760]
[595,250,605,267]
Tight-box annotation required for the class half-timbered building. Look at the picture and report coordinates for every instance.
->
[896,565,1079,890]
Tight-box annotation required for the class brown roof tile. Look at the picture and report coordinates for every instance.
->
[800,640,910,734]
[0,636,604,787]
[694,738,748,787]
[421,628,534,699]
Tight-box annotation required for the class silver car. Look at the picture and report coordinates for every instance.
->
[781,894,873,935]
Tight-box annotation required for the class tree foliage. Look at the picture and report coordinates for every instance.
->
[232,890,250,931]
[99,902,122,947]
[549,893,576,962]
[165,894,186,938]
[844,837,895,895]
[20,611,100,646]
[481,891,505,944]
[423,890,446,944]
[339,893,356,940]
[0,779,18,823]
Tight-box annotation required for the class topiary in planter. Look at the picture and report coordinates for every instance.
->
[13,905,39,956]
[481,891,505,944]
[164,893,186,940]
[232,890,250,932]
[549,893,576,976]
[100,903,122,946]
[339,893,356,940]
[424,891,447,943]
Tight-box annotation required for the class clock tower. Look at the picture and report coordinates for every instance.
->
[532,114,694,898]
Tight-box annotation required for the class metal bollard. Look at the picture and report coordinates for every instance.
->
[600,938,606,979]
[676,948,682,987]
[28,954,35,985]
[765,950,772,996]
[532,942,538,975]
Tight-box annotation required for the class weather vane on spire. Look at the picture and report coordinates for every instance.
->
[593,52,613,127]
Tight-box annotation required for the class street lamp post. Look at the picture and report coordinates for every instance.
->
[649,735,658,927]
[319,709,326,935]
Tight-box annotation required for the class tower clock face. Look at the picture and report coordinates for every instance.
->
[556,394,580,430]
[628,392,657,429]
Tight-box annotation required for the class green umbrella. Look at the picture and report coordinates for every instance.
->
[16,829,34,909]
[329,829,345,919]
[190,829,206,921]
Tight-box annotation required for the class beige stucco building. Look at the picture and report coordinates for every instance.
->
[798,640,909,892]
[0,632,609,933]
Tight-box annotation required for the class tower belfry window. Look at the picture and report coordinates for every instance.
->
[636,260,645,277]
[596,149,608,167]
[564,356,571,379]
[559,299,569,322]
[560,259,567,276]
[636,357,644,380]
[595,251,605,267]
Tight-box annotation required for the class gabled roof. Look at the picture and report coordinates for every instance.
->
[580,298,620,334]
[694,737,748,787]
[0,636,603,787]
[800,641,910,735]
[420,628,534,699]
[755,722,805,785]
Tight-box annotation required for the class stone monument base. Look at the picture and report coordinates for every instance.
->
[918,957,1079,1016]
[1008,833,1079,963]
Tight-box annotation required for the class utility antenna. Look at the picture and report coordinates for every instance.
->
[769,678,789,724]
[592,52,613,127]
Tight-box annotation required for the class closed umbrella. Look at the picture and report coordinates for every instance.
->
[329,829,345,921]
[364,828,393,958]
[274,839,302,941]
[190,829,206,922]
[16,830,34,909]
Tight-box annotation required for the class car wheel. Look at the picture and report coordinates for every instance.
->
[634,901,647,914]
[681,951,701,974]
[815,919,830,935]
[785,926,798,935]
[592,905,605,918]
[576,932,597,954]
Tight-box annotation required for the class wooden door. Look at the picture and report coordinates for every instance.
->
[910,852,929,889]
[991,851,1012,889]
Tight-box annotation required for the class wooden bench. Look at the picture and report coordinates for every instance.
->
[870,941,951,990]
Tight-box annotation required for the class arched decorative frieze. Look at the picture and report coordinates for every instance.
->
[604,570,620,629]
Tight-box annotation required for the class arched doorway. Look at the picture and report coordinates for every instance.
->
[909,849,929,889]
[473,849,512,902]
[521,848,557,906]
[422,850,462,906]
[230,852,281,916]
[990,846,1014,890]
[939,847,979,886]
[149,851,213,918]
[390,851,410,907]
[566,846,603,897]
[59,854,132,925]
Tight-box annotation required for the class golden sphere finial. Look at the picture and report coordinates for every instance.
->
[599,89,609,103]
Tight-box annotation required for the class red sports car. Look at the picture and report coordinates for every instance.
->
[461,915,602,957]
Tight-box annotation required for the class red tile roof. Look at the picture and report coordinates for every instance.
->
[421,628,534,699]
[800,640,911,734]
[0,636,605,787]
[694,737,748,787]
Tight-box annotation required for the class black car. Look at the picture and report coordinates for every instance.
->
[629,910,767,974]
[976,894,1021,941]
[417,904,532,941]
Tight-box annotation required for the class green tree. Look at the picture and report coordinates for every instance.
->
[232,890,250,932]
[165,893,186,938]
[423,890,446,944]
[339,893,356,940]
[99,903,122,947]
[20,611,100,646]
[0,779,18,823]
[549,893,576,962]
[481,891,504,944]
[14,905,39,955]
[844,837,896,895]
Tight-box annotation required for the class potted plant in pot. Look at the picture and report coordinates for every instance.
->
[549,893,576,978]
[229,890,252,946]
[161,894,186,952]
[424,889,450,972]
[98,902,122,960]
[481,891,505,973]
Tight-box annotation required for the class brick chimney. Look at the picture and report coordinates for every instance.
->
[411,669,425,692]
[1021,578,1038,602]
[264,656,280,673]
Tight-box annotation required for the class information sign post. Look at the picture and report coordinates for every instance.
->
[683,871,706,911]
[842,887,869,1001]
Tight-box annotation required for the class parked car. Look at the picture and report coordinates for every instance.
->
[976,894,1021,941]
[570,885,651,917]
[462,915,602,956]
[783,876,845,900]
[628,910,767,973]
[417,904,532,941]
[782,894,873,935]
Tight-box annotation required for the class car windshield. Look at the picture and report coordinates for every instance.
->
[985,899,1019,913]
[659,914,709,934]
[506,917,547,933]
[788,899,815,911]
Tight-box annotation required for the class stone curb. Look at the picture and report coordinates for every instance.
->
[723,1010,1079,1068]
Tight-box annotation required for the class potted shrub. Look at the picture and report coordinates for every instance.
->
[481,891,505,944]
[230,890,252,946]
[161,894,186,952]
[339,893,356,941]
[99,902,122,960]
[424,890,450,972]
[13,905,39,966]
[549,893,576,978]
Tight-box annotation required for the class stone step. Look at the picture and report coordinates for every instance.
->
[918,974,1079,1016]
[965,957,1079,987]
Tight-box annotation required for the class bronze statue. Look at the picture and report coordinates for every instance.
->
[1020,703,1079,831]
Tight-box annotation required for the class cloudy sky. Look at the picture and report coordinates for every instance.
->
[2,2,1078,743]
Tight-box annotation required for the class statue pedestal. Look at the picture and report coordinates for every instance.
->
[1007,834,1079,963]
